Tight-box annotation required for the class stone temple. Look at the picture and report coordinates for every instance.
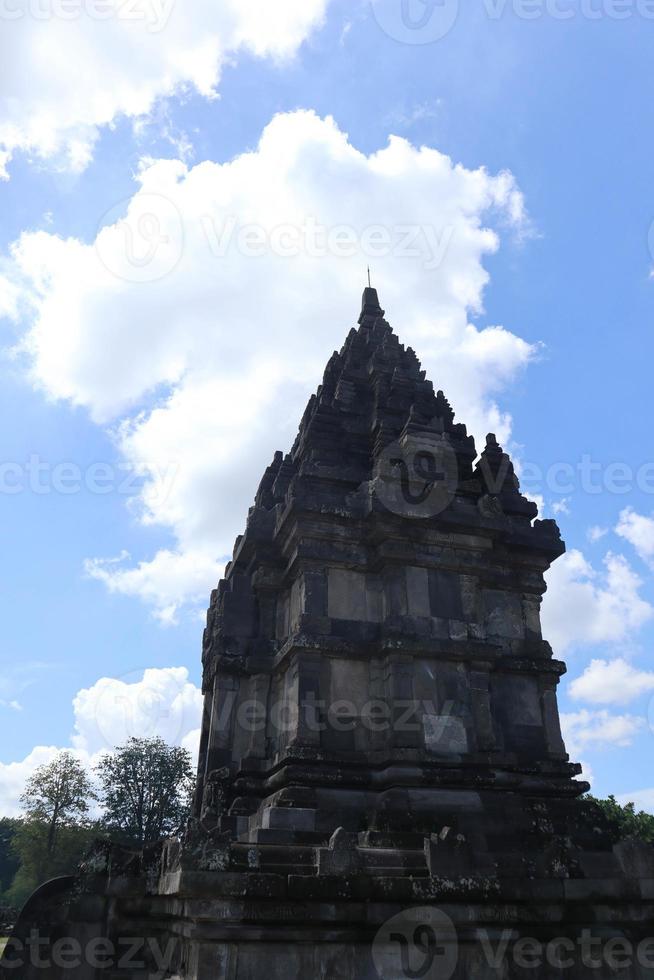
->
[4,288,654,979]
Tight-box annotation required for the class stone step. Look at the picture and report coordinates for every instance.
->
[358,830,427,849]
[256,806,317,832]
[244,829,329,846]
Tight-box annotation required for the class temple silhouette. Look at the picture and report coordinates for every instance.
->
[4,287,654,979]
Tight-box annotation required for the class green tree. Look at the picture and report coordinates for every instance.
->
[589,795,654,844]
[96,738,194,847]
[5,821,99,909]
[20,752,95,858]
[4,752,98,907]
[0,818,21,898]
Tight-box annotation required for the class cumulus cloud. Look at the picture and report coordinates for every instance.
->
[71,666,203,755]
[542,549,653,656]
[0,0,330,175]
[85,549,223,625]
[0,274,19,318]
[0,746,62,819]
[616,507,654,566]
[0,667,202,817]
[3,111,534,619]
[587,525,609,544]
[570,658,654,707]
[561,709,645,758]
[181,728,201,761]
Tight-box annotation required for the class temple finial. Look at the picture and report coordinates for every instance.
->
[367,265,371,288]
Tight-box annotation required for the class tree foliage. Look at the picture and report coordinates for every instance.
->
[20,752,95,857]
[589,795,654,844]
[0,818,20,897]
[4,820,99,909]
[1,739,195,908]
[5,752,99,907]
[96,737,194,847]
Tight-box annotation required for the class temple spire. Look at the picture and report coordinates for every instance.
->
[359,283,384,323]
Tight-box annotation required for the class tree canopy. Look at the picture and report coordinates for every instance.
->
[589,795,654,844]
[20,752,95,856]
[96,737,194,847]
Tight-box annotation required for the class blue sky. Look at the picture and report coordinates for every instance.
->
[1,0,654,812]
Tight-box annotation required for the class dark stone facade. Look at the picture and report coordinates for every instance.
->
[3,288,654,979]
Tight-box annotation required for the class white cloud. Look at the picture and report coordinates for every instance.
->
[616,507,654,566]
[0,667,202,817]
[181,728,201,761]
[85,549,223,625]
[617,788,654,815]
[0,274,20,319]
[0,746,62,819]
[71,666,203,755]
[0,150,10,181]
[578,760,594,788]
[0,660,57,706]
[561,709,645,758]
[4,111,534,620]
[552,497,570,516]
[587,525,608,544]
[0,700,23,712]
[0,0,330,175]
[570,658,654,707]
[542,549,653,656]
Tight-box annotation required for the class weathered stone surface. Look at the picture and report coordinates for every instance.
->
[4,287,654,980]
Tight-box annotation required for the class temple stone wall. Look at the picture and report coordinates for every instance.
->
[5,288,653,980]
